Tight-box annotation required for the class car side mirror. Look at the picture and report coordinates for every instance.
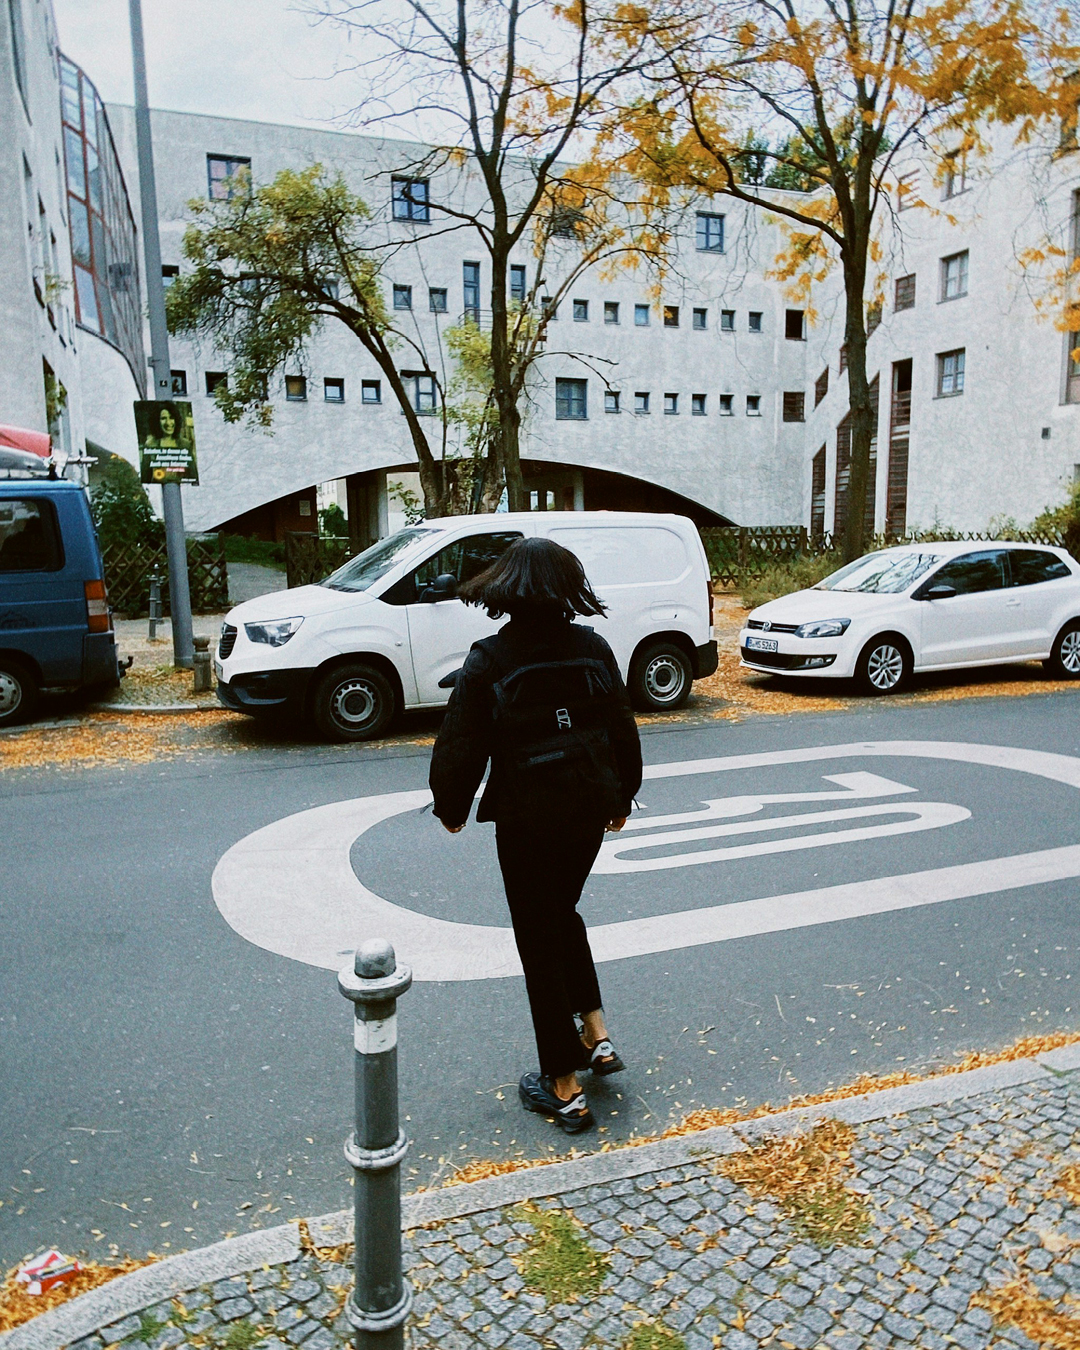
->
[420,572,458,603]
[923,584,958,601]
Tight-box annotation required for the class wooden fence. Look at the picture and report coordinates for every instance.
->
[281,522,1071,595]
[102,535,229,617]
[284,532,352,589]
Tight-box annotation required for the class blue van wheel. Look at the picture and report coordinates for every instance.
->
[0,657,38,727]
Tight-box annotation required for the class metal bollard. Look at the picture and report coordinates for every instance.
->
[192,635,212,692]
[148,572,163,639]
[338,939,413,1349]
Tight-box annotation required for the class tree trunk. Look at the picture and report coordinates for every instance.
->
[840,250,875,564]
[488,246,526,511]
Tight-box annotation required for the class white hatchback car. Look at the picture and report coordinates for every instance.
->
[739,541,1080,693]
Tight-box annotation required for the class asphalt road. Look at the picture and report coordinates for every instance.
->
[3,691,1079,1269]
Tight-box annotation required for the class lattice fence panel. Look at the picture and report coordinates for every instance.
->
[284,532,353,589]
[102,535,229,617]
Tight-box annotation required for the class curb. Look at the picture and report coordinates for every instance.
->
[85,703,221,715]
[5,1041,1079,1350]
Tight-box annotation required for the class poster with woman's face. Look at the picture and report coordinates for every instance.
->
[134,400,199,484]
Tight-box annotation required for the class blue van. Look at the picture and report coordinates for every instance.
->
[0,449,120,726]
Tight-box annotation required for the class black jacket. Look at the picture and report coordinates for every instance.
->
[429,617,643,828]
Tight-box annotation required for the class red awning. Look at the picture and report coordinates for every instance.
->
[0,425,51,457]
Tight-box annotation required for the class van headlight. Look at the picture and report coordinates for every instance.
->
[244,616,304,646]
[796,618,851,639]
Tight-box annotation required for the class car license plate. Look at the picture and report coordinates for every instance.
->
[214,658,223,681]
[746,636,778,653]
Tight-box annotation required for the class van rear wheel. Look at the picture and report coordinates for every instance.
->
[311,663,397,742]
[629,641,693,711]
[0,657,38,727]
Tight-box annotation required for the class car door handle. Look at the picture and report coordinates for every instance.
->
[1005,598,1022,607]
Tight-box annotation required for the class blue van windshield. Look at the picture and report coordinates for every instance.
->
[321,528,440,592]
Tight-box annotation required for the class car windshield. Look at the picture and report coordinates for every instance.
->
[815,551,944,594]
[321,528,441,592]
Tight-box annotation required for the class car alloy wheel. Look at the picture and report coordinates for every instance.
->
[862,641,907,693]
[1060,628,1080,675]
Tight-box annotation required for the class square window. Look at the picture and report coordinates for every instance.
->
[748,311,763,333]
[393,284,412,310]
[720,309,735,332]
[392,177,430,222]
[634,391,650,413]
[695,212,724,252]
[362,379,381,404]
[692,308,707,330]
[663,305,679,327]
[162,265,179,287]
[573,298,589,322]
[324,378,345,403]
[285,375,307,401]
[814,367,829,406]
[941,250,968,301]
[746,394,761,416]
[510,265,527,303]
[634,303,650,327]
[404,372,437,414]
[785,309,805,340]
[691,393,706,415]
[604,390,620,413]
[170,370,187,396]
[429,287,448,313]
[604,301,620,324]
[205,371,227,395]
[937,349,965,396]
[664,392,679,414]
[719,394,734,415]
[555,377,587,420]
[895,273,916,311]
[207,155,251,201]
[321,278,340,301]
[541,296,557,319]
[782,391,805,422]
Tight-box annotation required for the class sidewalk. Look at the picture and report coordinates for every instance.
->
[5,1045,1079,1350]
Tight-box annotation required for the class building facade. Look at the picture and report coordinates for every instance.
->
[4,0,1080,541]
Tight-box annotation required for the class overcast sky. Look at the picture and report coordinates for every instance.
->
[51,0,362,129]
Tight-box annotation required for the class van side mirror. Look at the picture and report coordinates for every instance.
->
[420,573,458,603]
[923,584,957,601]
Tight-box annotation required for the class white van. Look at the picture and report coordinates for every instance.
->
[215,511,717,741]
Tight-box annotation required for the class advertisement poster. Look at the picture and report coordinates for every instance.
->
[134,400,199,485]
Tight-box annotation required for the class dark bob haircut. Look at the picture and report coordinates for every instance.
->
[457,536,607,621]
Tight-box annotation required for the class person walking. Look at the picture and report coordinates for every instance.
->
[430,537,643,1134]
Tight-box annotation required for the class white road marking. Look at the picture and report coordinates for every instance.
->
[211,740,1080,981]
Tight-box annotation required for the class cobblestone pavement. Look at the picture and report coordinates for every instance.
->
[65,1075,1080,1350]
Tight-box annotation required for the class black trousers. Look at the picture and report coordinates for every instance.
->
[496,818,607,1079]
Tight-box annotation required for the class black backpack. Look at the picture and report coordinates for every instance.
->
[488,635,624,824]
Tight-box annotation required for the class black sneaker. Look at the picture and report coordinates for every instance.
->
[582,1038,625,1077]
[518,1072,594,1134]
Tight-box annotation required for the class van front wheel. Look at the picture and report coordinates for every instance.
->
[0,657,38,727]
[629,642,693,711]
[311,663,397,742]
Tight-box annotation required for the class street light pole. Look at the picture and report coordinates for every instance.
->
[128,0,194,670]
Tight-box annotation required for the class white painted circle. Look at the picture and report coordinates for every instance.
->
[211,740,1080,981]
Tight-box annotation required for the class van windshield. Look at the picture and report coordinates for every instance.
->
[321,528,440,592]
[814,551,943,594]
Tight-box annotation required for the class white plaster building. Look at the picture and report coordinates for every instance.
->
[4,0,1080,541]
